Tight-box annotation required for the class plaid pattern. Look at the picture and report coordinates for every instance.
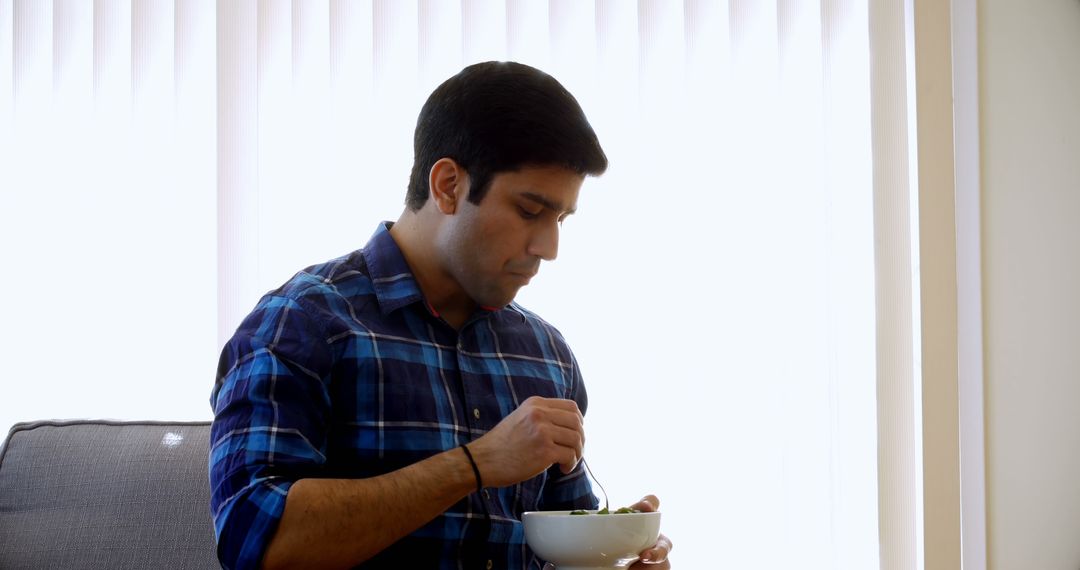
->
[209,222,597,570]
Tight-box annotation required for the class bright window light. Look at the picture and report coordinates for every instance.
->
[0,2,878,567]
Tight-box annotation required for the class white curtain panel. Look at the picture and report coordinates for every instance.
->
[1,1,879,568]
[1,0,217,432]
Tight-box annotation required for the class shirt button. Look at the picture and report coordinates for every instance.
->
[473,408,480,420]
[486,560,493,570]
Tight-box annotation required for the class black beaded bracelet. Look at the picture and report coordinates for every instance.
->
[459,444,483,495]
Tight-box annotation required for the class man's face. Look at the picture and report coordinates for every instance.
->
[435,164,584,309]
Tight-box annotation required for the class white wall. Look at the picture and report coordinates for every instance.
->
[979,0,1080,568]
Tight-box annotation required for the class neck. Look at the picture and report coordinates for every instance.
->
[389,211,476,329]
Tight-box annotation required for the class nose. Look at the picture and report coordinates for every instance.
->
[527,220,560,261]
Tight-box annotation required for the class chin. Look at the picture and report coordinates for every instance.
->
[482,297,514,310]
[477,289,518,310]
[466,274,525,309]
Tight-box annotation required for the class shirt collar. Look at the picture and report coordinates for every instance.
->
[361,222,431,316]
[360,222,525,324]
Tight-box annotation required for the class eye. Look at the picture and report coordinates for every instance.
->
[519,206,542,220]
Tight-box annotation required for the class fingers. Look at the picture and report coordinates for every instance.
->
[547,407,584,431]
[524,397,583,428]
[631,556,670,568]
[523,397,584,472]
[629,495,669,566]
[523,396,583,426]
[629,494,660,513]
[557,456,579,475]
[549,424,583,474]
[548,422,584,450]
[524,394,581,411]
[476,396,586,485]
[637,532,672,565]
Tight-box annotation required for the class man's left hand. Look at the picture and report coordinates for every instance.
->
[629,494,672,568]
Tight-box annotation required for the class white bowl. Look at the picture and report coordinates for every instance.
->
[523,510,662,570]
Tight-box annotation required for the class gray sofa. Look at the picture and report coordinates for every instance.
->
[0,420,219,569]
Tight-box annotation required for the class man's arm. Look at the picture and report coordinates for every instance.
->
[211,294,342,570]
[260,448,475,569]
[261,395,585,569]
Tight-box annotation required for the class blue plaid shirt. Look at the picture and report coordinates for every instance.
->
[209,223,597,570]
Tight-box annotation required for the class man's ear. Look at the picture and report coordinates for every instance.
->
[429,158,467,215]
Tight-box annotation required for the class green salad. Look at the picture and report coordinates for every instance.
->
[570,506,641,515]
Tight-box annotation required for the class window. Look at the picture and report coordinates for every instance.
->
[1,2,883,567]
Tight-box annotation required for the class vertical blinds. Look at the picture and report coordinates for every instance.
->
[0,2,905,568]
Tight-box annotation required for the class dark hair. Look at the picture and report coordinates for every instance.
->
[405,61,608,211]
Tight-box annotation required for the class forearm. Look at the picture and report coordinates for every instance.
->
[261,447,476,570]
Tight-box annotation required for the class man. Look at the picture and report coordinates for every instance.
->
[210,61,672,569]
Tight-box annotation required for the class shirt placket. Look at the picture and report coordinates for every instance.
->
[455,318,501,568]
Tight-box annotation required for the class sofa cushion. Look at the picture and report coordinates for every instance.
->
[0,420,218,569]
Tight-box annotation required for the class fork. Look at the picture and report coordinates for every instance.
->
[581,457,610,513]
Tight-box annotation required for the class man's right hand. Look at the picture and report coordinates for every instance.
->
[467,396,585,487]
[261,396,584,568]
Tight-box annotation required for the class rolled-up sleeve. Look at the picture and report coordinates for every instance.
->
[209,295,334,570]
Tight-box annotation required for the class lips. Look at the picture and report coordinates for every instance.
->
[506,260,540,284]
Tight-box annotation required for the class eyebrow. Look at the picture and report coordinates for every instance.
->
[521,192,576,216]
